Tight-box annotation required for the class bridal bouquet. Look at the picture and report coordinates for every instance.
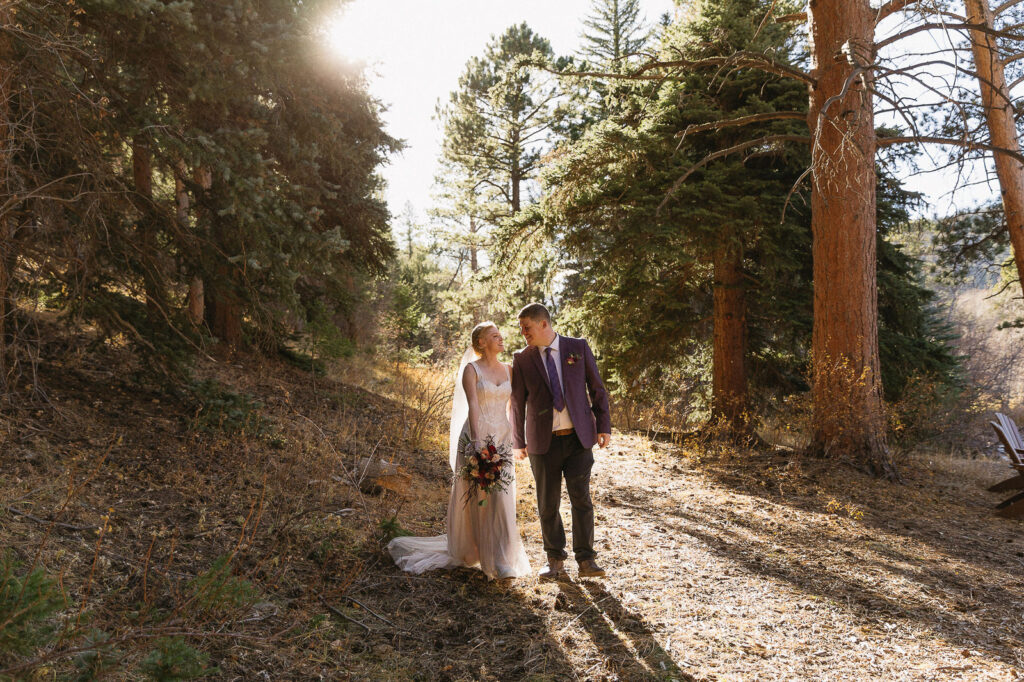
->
[457,434,513,507]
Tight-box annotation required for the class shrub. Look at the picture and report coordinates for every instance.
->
[0,551,66,660]
[139,637,210,681]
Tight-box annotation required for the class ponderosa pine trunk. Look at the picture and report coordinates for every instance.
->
[511,128,522,214]
[195,167,243,349]
[711,243,747,429]
[965,0,1024,299]
[807,0,894,477]
[176,160,204,327]
[469,215,479,272]
[131,136,162,320]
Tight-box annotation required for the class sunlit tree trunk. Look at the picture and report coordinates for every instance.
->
[965,0,1024,299]
[511,129,522,214]
[469,215,479,272]
[807,0,894,477]
[711,243,747,429]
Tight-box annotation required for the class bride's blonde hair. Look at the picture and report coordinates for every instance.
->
[471,321,498,357]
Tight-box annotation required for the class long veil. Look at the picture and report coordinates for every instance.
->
[449,347,477,472]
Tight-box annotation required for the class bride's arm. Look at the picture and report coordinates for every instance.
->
[462,364,484,446]
[504,362,513,421]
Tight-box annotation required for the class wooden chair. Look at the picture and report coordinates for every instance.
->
[996,412,1024,451]
[988,420,1024,518]
[989,415,1024,493]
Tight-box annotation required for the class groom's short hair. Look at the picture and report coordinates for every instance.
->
[518,303,551,323]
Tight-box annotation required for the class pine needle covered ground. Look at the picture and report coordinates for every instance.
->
[1,342,1023,680]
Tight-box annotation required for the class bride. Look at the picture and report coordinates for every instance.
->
[387,321,532,580]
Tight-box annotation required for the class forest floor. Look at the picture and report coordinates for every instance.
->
[2,336,1024,680]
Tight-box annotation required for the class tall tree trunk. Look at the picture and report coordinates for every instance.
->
[0,6,11,387]
[469,215,479,272]
[177,160,204,327]
[965,0,1024,299]
[711,243,747,429]
[511,129,521,214]
[132,136,162,320]
[195,167,243,349]
[807,0,894,477]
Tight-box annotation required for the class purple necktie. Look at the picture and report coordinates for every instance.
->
[544,347,565,412]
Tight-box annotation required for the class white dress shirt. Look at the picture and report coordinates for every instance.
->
[541,334,575,432]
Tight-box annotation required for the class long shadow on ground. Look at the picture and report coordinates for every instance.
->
[602,455,1024,671]
[557,580,693,681]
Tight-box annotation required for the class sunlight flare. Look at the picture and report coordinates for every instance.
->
[322,1,393,65]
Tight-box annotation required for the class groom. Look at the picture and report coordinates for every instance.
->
[511,303,611,580]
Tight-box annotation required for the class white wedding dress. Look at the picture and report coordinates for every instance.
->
[387,359,531,580]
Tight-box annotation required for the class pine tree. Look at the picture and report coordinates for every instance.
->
[523,0,959,436]
[0,0,396,376]
[580,0,650,70]
[433,23,563,316]
[438,23,559,220]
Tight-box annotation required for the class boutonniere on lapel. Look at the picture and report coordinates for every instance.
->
[566,353,582,366]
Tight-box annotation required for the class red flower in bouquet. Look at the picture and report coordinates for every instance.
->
[457,434,513,507]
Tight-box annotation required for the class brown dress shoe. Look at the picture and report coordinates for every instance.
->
[538,559,567,581]
[577,559,606,578]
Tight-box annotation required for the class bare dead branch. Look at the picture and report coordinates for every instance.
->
[775,12,807,23]
[876,22,1023,51]
[780,166,813,223]
[318,594,371,632]
[876,0,923,24]
[995,0,1024,15]
[3,506,98,532]
[877,135,1024,163]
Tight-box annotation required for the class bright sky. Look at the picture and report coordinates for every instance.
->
[324,0,677,223]
[323,1,1000,226]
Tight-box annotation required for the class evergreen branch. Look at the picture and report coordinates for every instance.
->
[657,134,812,214]
[545,51,815,85]
[676,111,807,144]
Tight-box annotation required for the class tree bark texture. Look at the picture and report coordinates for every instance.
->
[176,160,204,327]
[131,136,162,319]
[807,0,894,476]
[469,215,479,272]
[965,0,1024,301]
[195,167,243,350]
[711,243,748,429]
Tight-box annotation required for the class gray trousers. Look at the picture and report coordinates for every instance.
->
[528,433,596,562]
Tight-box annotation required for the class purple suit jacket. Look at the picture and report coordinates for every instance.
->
[510,335,611,455]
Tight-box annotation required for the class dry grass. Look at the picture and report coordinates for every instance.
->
[3,334,1024,680]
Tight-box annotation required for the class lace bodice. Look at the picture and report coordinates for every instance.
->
[473,362,512,446]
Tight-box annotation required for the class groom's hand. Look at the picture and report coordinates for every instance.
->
[514,448,528,460]
[597,433,611,448]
